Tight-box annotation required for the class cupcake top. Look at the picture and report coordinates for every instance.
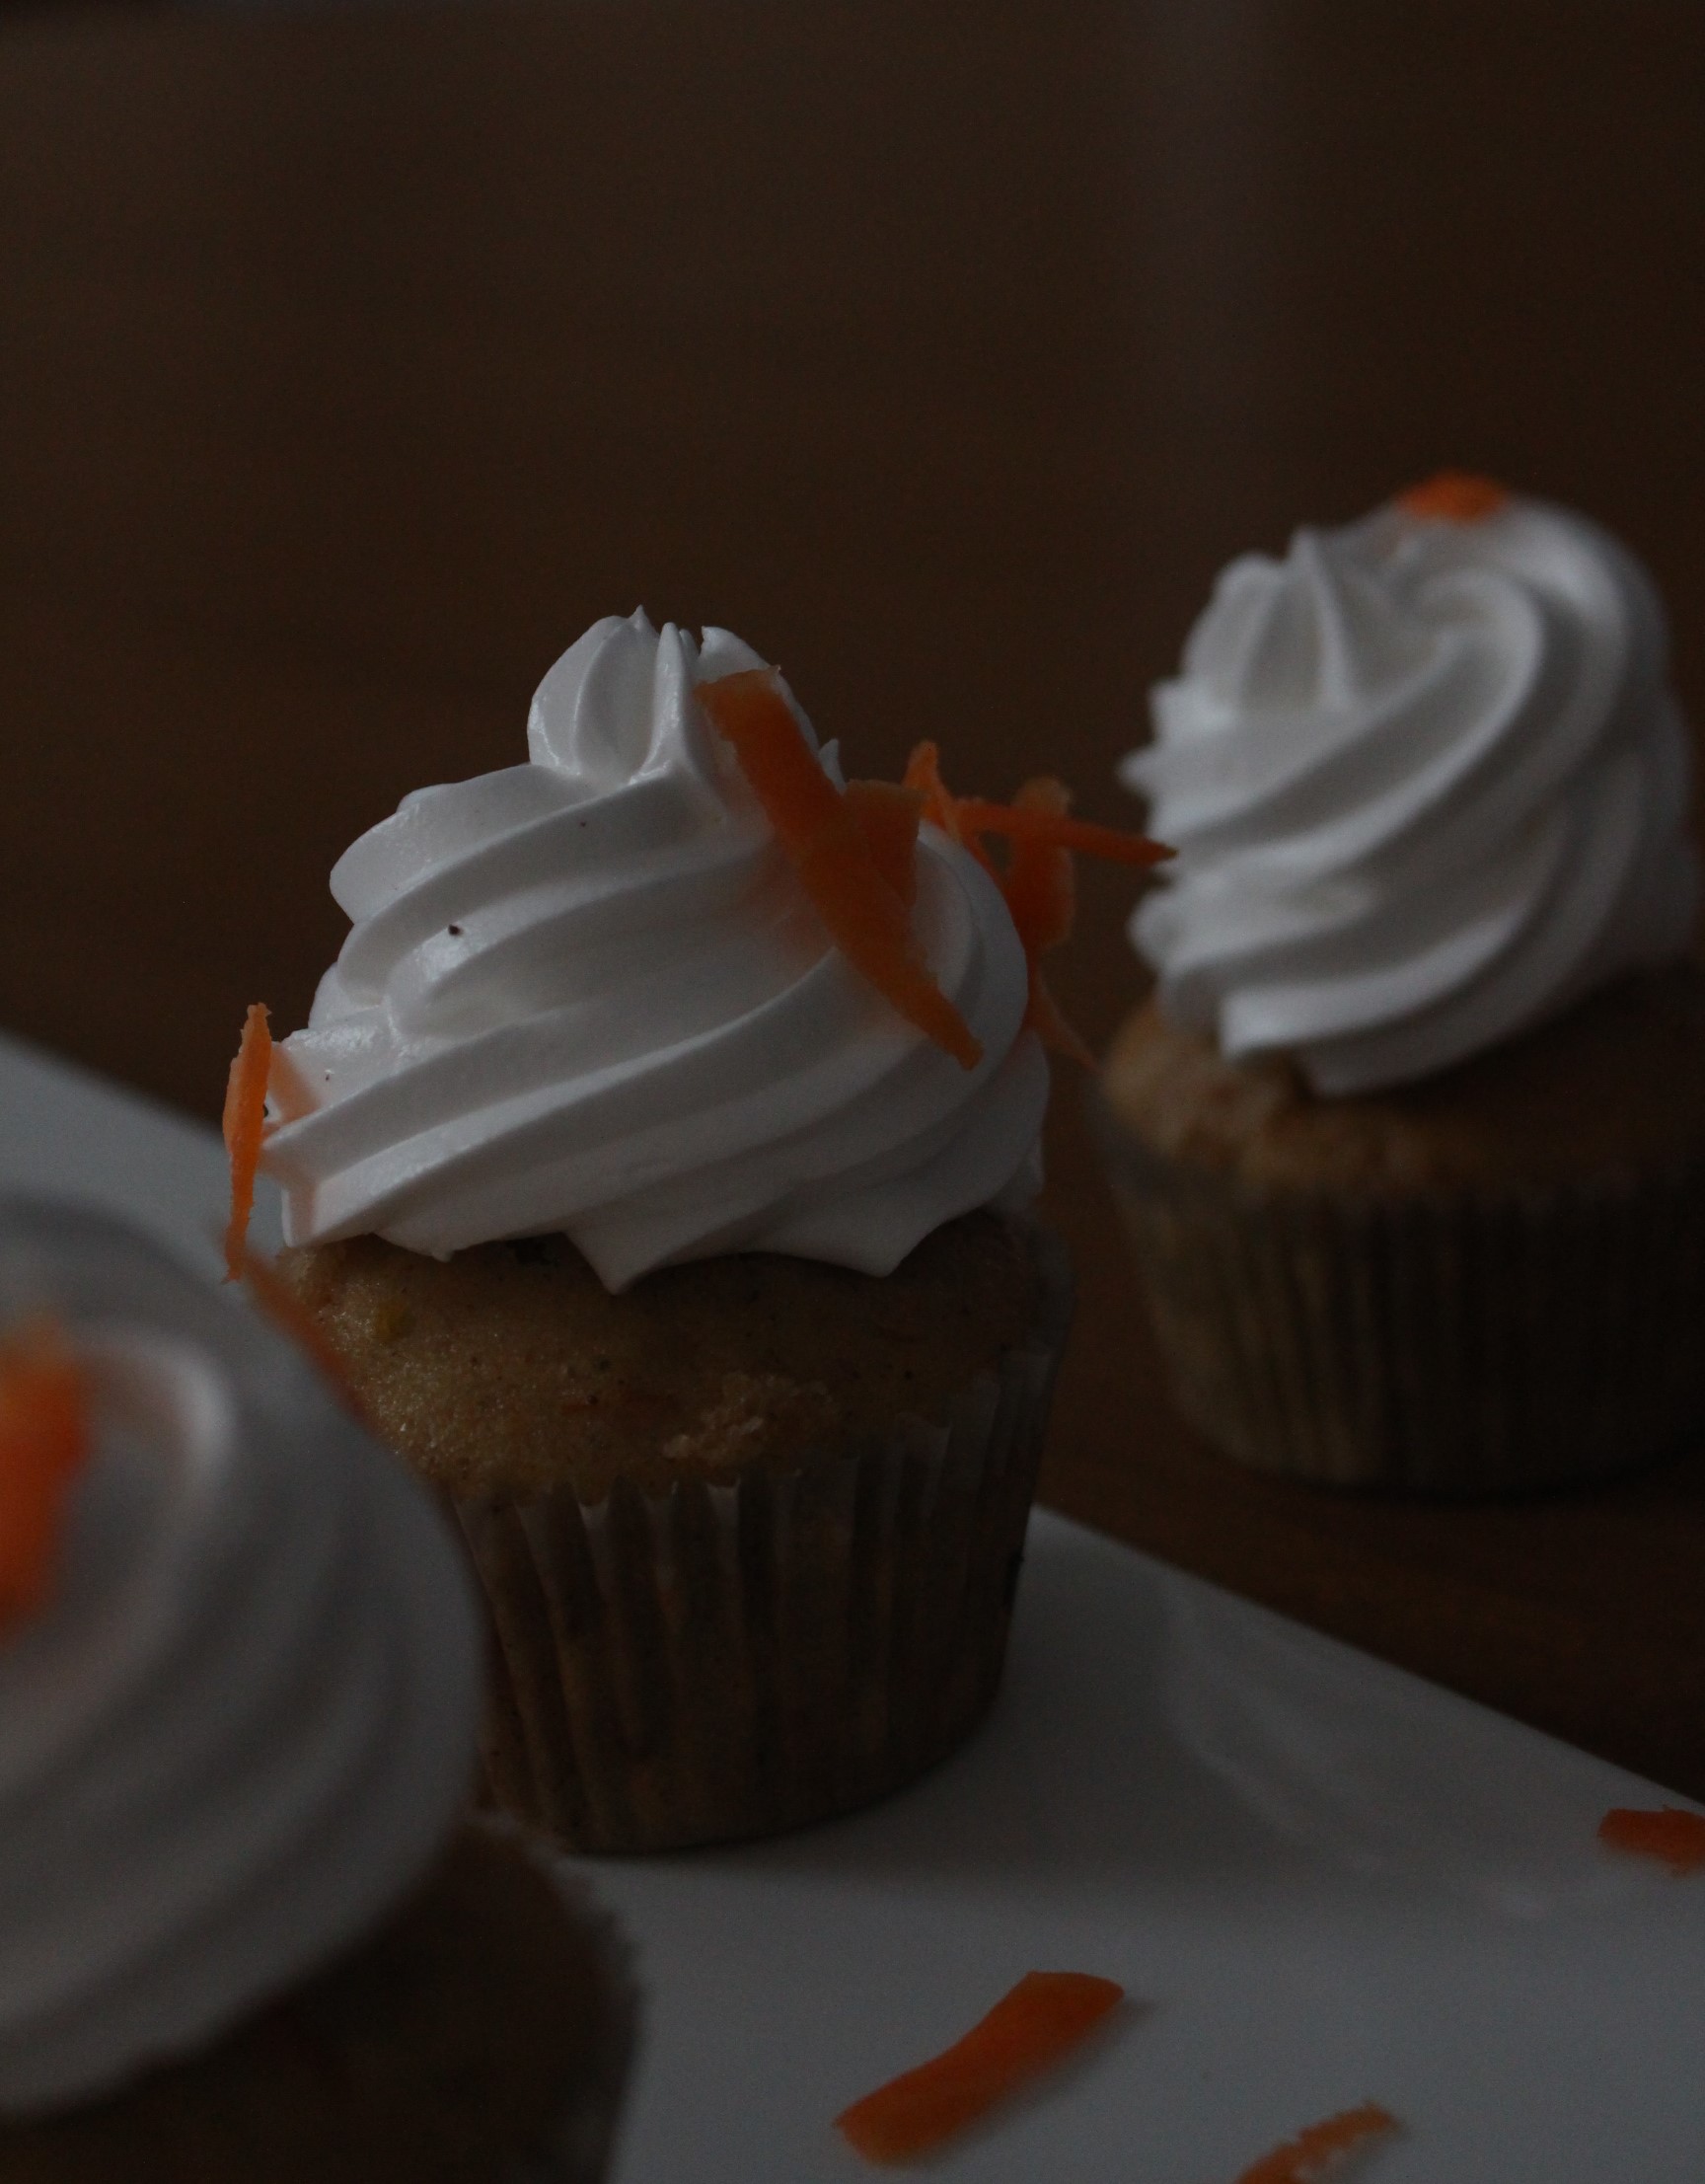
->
[1123,480,1698,1095]
[264,611,1047,1288]
[0,1201,481,2115]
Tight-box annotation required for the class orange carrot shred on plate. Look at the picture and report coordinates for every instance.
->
[845,779,925,908]
[1395,470,1510,523]
[701,672,982,1069]
[0,1318,93,1632]
[222,1003,273,1283]
[1597,1805,1705,1875]
[1232,2102,1400,2184]
[834,1970,1123,2165]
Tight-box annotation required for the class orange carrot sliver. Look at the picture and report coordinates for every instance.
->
[901,739,957,832]
[0,1318,92,1631]
[902,741,999,874]
[1000,779,1076,956]
[223,1003,273,1282]
[1598,1805,1705,1875]
[702,674,981,1069]
[999,777,1091,1063]
[951,797,1174,869]
[1395,470,1510,523]
[835,1970,1123,2165]
[1234,2102,1400,2184]
[845,779,924,908]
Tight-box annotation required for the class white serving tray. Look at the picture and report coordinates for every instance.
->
[2,1028,1702,2182]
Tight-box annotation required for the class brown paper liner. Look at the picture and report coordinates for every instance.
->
[451,1228,1073,1852]
[1096,1101,1705,1492]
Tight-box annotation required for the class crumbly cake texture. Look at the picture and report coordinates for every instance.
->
[1101,964,1705,1197]
[279,1213,1069,1852]
[277,1210,1040,1502]
[1097,967,1705,1490]
[0,1828,634,2184]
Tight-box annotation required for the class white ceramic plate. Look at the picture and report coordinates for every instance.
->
[3,1028,1703,2182]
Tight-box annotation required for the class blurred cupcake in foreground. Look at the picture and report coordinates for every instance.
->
[1100,477,1705,1491]
[0,1201,634,2184]
[248,609,1161,1850]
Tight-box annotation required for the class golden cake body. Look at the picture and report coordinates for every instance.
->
[263,612,1075,1849]
[1102,485,1705,1490]
[0,1202,635,2183]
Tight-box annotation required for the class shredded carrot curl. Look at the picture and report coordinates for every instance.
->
[1598,1805,1705,1876]
[222,1004,273,1282]
[1395,471,1510,523]
[835,1970,1123,2164]
[701,672,982,1068]
[903,741,999,874]
[902,743,1169,1063]
[844,779,925,908]
[1000,777,1093,1065]
[950,797,1173,869]
[1233,2102,1400,2184]
[0,1318,92,1632]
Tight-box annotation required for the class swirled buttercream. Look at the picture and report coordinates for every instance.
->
[0,1200,481,2114]
[1123,493,1698,1094]
[264,611,1046,1287]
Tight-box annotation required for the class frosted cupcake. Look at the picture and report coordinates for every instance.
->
[253,611,1156,1849]
[1101,477,1705,1490]
[0,1200,634,2182]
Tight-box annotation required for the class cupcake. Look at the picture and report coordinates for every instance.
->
[0,1200,634,2182]
[1100,477,1705,1491]
[252,611,1156,1850]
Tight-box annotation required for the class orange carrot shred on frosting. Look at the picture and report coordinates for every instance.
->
[1395,470,1510,523]
[950,797,1174,870]
[903,747,1169,1064]
[1597,1805,1705,1875]
[902,740,1000,874]
[1233,2102,1401,2184]
[999,777,1093,1065]
[222,1003,273,1283]
[0,1318,93,1632]
[844,779,925,909]
[701,671,982,1069]
[835,1970,1124,2165]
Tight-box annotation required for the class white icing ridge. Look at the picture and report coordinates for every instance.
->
[1123,495,1698,1093]
[0,1202,482,2115]
[265,610,1046,1287]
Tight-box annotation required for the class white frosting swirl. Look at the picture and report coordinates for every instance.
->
[0,1201,482,2115]
[264,611,1045,1288]
[1123,494,1698,1093]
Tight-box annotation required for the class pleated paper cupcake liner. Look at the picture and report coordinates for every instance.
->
[451,1227,1074,1852]
[1097,1104,1705,1492]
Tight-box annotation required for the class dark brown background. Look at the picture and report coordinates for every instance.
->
[4,0,1704,1790]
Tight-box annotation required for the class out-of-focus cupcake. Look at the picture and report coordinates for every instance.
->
[0,1200,635,2184]
[1100,477,1705,1491]
[254,611,1160,1850]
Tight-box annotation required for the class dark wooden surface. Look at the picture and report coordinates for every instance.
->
[5,0,1705,1792]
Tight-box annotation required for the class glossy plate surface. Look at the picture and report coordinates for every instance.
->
[3,1029,1702,2182]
